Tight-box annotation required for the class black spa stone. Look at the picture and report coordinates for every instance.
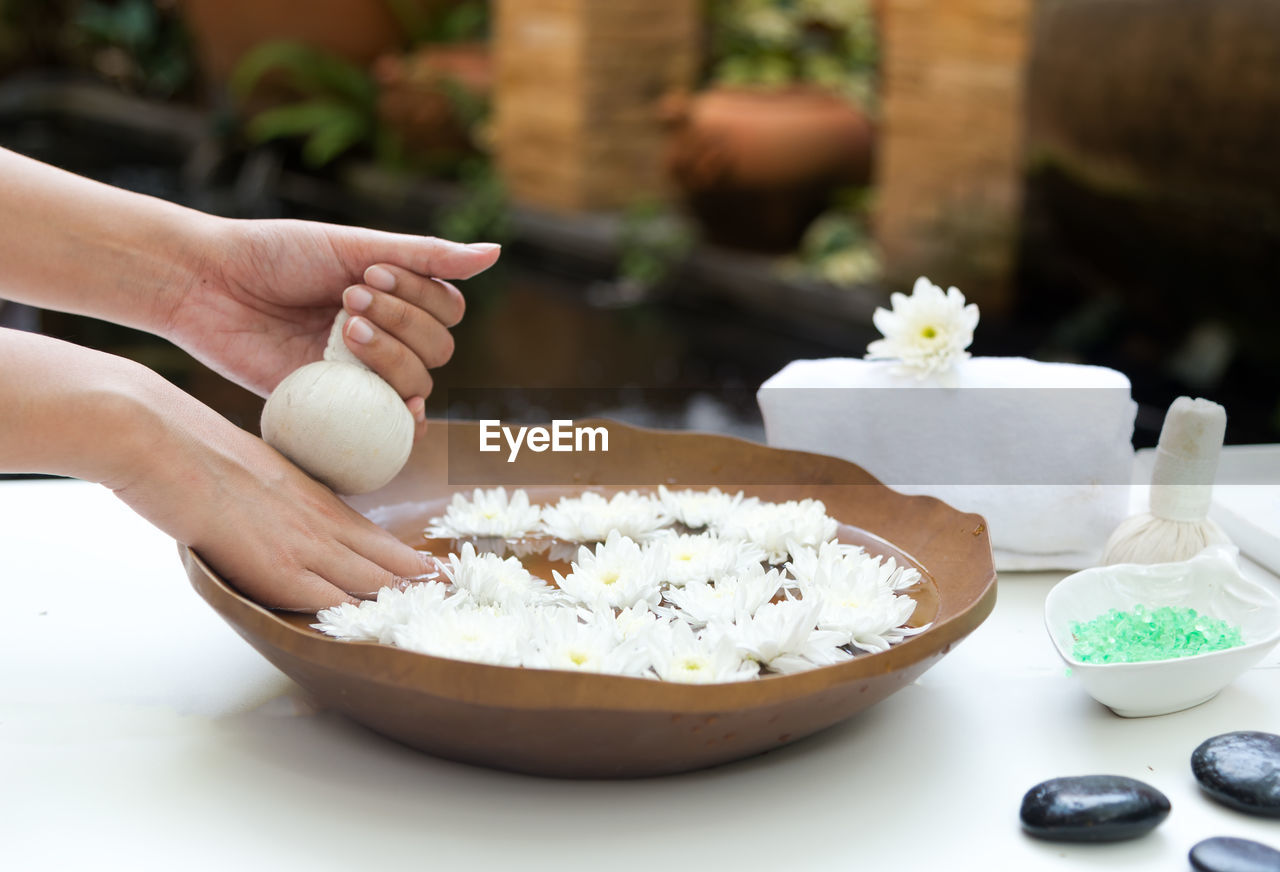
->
[1191,732,1280,817]
[1190,837,1280,872]
[1019,775,1171,842]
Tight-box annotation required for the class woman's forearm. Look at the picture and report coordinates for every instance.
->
[0,326,171,485]
[0,147,216,333]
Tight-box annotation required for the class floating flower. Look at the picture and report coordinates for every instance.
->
[657,486,745,530]
[645,531,749,587]
[796,549,924,653]
[425,487,542,540]
[539,491,671,543]
[552,531,664,610]
[523,609,652,677]
[313,581,450,644]
[711,599,853,674]
[785,540,869,586]
[390,601,526,667]
[660,566,787,627]
[444,542,563,608]
[585,604,662,643]
[645,620,759,684]
[318,490,927,681]
[864,276,980,379]
[719,498,838,563]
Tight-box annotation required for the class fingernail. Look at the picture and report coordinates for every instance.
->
[408,396,426,423]
[465,242,501,254]
[364,265,396,292]
[347,316,374,344]
[344,285,373,312]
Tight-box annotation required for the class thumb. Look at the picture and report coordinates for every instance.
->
[347,230,501,280]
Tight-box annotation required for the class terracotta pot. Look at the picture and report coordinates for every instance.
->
[178,0,449,85]
[664,87,874,252]
[374,42,492,159]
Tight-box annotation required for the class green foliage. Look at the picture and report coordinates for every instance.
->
[72,0,193,97]
[386,0,490,45]
[616,201,695,289]
[710,0,877,105]
[435,159,510,244]
[231,41,379,168]
[796,188,879,286]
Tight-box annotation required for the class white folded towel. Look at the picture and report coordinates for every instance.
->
[757,357,1137,570]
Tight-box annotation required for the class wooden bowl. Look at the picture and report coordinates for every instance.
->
[182,420,997,778]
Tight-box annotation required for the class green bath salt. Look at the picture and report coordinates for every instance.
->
[1070,604,1245,664]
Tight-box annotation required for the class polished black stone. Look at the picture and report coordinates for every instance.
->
[1019,775,1171,842]
[1190,837,1280,872]
[1192,732,1280,817]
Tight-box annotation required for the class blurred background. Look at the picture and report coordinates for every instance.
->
[0,0,1277,446]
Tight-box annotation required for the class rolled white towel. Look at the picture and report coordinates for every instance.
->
[757,357,1137,570]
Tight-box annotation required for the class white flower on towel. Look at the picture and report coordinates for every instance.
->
[865,276,979,378]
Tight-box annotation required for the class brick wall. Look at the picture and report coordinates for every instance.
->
[493,0,701,212]
[875,0,1034,311]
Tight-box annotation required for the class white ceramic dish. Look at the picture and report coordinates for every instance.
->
[1044,547,1280,717]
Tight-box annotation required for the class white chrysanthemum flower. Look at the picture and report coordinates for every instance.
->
[539,491,672,542]
[798,550,924,653]
[645,531,748,587]
[786,540,869,586]
[864,276,980,379]
[712,599,853,675]
[552,530,664,609]
[523,609,651,677]
[661,566,787,627]
[719,498,838,563]
[444,542,563,607]
[425,487,542,539]
[584,604,662,643]
[390,601,526,667]
[645,620,759,684]
[657,486,745,530]
[313,581,451,643]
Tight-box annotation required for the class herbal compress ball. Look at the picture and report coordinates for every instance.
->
[261,312,414,494]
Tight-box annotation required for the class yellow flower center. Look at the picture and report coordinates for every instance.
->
[569,650,590,666]
[920,326,938,339]
[600,571,619,586]
[680,658,705,672]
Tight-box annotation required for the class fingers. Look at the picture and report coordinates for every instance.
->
[351,228,501,280]
[363,265,465,328]
[226,565,359,612]
[407,396,427,440]
[342,281,457,368]
[340,312,434,401]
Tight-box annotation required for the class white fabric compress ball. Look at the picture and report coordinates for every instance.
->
[261,311,414,494]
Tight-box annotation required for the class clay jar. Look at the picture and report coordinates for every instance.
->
[179,0,424,85]
[374,42,492,161]
[664,87,873,252]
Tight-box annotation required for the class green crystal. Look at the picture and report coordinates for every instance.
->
[1070,604,1245,664]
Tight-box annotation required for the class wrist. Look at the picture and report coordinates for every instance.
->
[145,209,230,339]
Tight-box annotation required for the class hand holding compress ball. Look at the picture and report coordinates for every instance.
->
[0,147,500,610]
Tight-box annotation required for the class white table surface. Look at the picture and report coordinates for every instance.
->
[2,478,1278,872]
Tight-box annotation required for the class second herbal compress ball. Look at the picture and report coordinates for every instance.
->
[261,311,414,494]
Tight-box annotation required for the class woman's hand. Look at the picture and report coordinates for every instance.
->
[161,218,500,434]
[111,365,436,610]
[1,328,430,610]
